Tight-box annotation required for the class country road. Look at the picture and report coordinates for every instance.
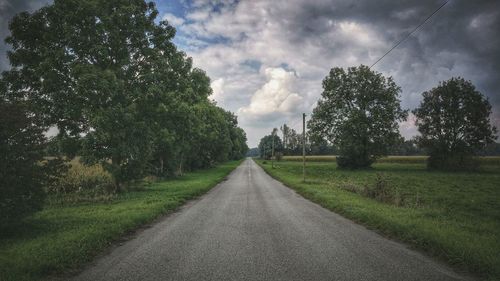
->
[73,158,470,281]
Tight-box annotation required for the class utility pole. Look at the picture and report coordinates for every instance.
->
[302,113,306,182]
[271,129,275,168]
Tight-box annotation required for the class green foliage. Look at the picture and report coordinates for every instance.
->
[2,0,248,189]
[246,147,260,157]
[279,123,303,155]
[413,77,497,170]
[0,99,47,227]
[308,65,407,168]
[258,159,500,279]
[258,133,283,159]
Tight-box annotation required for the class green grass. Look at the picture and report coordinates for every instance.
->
[257,158,500,280]
[0,160,241,281]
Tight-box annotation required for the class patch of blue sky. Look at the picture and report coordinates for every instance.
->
[241,59,262,71]
[279,63,298,76]
[154,0,187,21]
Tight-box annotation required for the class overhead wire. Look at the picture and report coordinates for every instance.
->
[369,0,450,69]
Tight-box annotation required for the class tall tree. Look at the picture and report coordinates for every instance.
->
[413,77,497,170]
[2,0,197,188]
[280,124,290,152]
[308,65,407,168]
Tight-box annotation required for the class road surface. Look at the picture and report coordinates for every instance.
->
[73,158,470,281]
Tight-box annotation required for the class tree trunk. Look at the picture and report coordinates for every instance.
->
[111,155,122,192]
[159,157,164,176]
[176,152,184,176]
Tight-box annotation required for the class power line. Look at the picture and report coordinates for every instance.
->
[369,0,450,69]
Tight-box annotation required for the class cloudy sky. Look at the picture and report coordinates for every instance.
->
[1,0,499,147]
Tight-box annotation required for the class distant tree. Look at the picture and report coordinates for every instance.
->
[280,124,290,152]
[308,65,407,168]
[413,77,497,170]
[246,147,260,157]
[0,98,45,226]
[477,142,500,156]
[388,139,423,156]
[229,126,249,160]
[258,134,283,160]
[309,138,337,155]
[279,123,303,155]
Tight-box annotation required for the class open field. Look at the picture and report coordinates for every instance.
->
[283,155,500,165]
[0,160,241,281]
[257,157,500,280]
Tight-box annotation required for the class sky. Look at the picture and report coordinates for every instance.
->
[1,0,499,147]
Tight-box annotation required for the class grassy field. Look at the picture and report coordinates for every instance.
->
[257,157,500,280]
[0,160,241,281]
[283,155,500,165]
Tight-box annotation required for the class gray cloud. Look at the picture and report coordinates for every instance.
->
[1,0,499,146]
[176,0,500,146]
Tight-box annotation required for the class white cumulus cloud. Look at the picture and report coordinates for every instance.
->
[209,77,225,103]
[238,67,304,119]
[162,12,185,26]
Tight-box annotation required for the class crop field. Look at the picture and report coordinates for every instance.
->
[257,157,500,280]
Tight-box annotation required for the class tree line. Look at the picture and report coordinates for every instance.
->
[0,0,247,226]
[259,65,497,169]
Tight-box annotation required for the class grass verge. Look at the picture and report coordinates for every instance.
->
[0,160,242,281]
[256,158,500,280]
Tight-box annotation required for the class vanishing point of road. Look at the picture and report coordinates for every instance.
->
[73,158,471,281]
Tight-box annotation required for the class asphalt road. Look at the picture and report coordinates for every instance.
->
[73,158,470,281]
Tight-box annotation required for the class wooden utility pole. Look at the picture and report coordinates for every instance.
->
[302,113,306,182]
[271,129,275,168]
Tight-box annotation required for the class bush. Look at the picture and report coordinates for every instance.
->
[337,155,374,169]
[47,160,115,196]
[427,152,480,171]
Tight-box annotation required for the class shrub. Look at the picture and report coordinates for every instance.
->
[47,160,115,196]
[337,155,374,169]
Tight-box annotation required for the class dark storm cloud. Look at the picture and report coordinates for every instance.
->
[171,0,500,144]
[286,0,499,104]
[1,0,499,144]
[266,0,500,134]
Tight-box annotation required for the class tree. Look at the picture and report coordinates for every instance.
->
[308,65,407,168]
[388,139,422,156]
[0,98,46,226]
[246,147,260,157]
[2,0,197,189]
[413,77,497,170]
[2,0,248,196]
[279,123,303,155]
[280,124,290,152]
[258,134,283,160]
